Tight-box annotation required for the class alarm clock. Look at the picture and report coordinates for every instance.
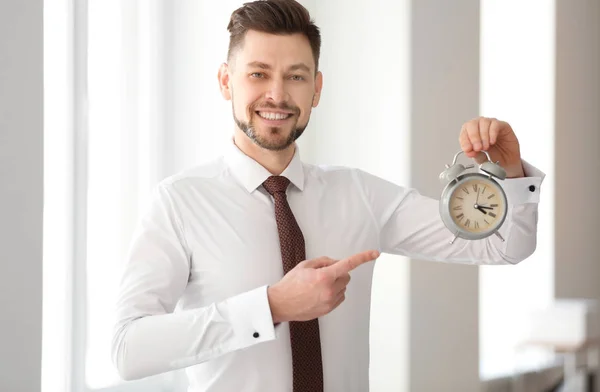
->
[439,150,508,244]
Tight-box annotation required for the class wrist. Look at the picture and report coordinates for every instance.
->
[267,285,284,324]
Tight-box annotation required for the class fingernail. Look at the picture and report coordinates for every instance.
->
[474,142,482,150]
[372,251,380,258]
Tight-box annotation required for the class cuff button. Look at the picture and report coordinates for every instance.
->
[253,332,260,338]
[528,185,536,192]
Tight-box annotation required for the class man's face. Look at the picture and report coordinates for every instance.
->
[219,30,323,151]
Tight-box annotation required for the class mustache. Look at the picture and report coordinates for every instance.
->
[250,101,300,115]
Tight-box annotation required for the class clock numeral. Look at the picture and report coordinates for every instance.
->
[456,196,464,200]
[482,186,487,195]
[474,221,480,229]
[456,213,464,221]
[462,187,470,195]
[490,204,498,207]
[489,212,497,218]
[465,219,471,228]
[487,194,495,199]
[484,219,490,225]
[453,206,463,211]
[472,184,478,193]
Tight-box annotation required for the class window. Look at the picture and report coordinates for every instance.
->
[43,1,237,390]
[479,0,556,380]
[43,1,178,390]
[42,0,72,390]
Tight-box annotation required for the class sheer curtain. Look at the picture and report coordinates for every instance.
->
[43,0,235,390]
[86,2,244,388]
[86,0,166,389]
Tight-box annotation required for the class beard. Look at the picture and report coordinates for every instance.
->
[232,97,310,151]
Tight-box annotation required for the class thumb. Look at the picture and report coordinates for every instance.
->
[302,256,337,269]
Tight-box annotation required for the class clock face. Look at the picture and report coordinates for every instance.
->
[448,175,507,235]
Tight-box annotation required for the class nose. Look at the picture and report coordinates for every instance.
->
[264,78,289,103]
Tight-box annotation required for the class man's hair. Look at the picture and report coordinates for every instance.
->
[227,0,321,72]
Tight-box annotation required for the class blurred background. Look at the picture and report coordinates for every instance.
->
[1,0,599,391]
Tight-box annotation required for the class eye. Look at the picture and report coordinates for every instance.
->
[250,72,265,79]
[290,75,305,81]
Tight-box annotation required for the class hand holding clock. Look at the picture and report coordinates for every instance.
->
[439,117,519,242]
[458,117,525,178]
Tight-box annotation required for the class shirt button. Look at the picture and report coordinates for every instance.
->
[253,332,260,338]
[528,185,536,192]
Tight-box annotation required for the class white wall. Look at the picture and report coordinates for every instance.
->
[554,0,600,301]
[165,0,250,173]
[0,0,44,391]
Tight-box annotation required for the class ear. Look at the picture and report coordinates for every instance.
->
[312,71,323,107]
[218,63,232,100]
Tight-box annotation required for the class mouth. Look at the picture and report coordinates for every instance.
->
[255,110,294,124]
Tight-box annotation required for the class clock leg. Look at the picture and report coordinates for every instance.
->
[450,232,460,244]
[494,231,505,242]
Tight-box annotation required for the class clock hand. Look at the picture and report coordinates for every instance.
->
[478,206,494,210]
[476,206,488,215]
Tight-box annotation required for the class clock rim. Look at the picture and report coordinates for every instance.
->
[439,172,508,240]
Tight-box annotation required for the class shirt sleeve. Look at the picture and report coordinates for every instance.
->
[111,183,277,381]
[356,159,545,265]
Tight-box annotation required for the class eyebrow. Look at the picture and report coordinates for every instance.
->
[246,61,312,74]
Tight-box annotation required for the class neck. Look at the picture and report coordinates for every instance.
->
[233,128,296,175]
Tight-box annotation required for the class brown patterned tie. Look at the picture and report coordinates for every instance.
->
[263,175,324,392]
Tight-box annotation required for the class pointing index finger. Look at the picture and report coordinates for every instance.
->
[328,250,380,277]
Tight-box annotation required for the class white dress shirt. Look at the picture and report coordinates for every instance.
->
[112,140,545,392]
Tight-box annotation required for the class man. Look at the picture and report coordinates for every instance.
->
[111,0,544,391]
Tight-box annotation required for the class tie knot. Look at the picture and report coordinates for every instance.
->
[263,176,290,195]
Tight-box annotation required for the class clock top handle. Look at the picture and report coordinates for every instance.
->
[450,150,492,166]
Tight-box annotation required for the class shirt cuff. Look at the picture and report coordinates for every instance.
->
[501,159,546,205]
[225,285,277,347]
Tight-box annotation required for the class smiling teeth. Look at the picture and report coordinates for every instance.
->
[258,112,290,120]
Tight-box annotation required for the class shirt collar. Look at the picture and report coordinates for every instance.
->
[224,138,305,193]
